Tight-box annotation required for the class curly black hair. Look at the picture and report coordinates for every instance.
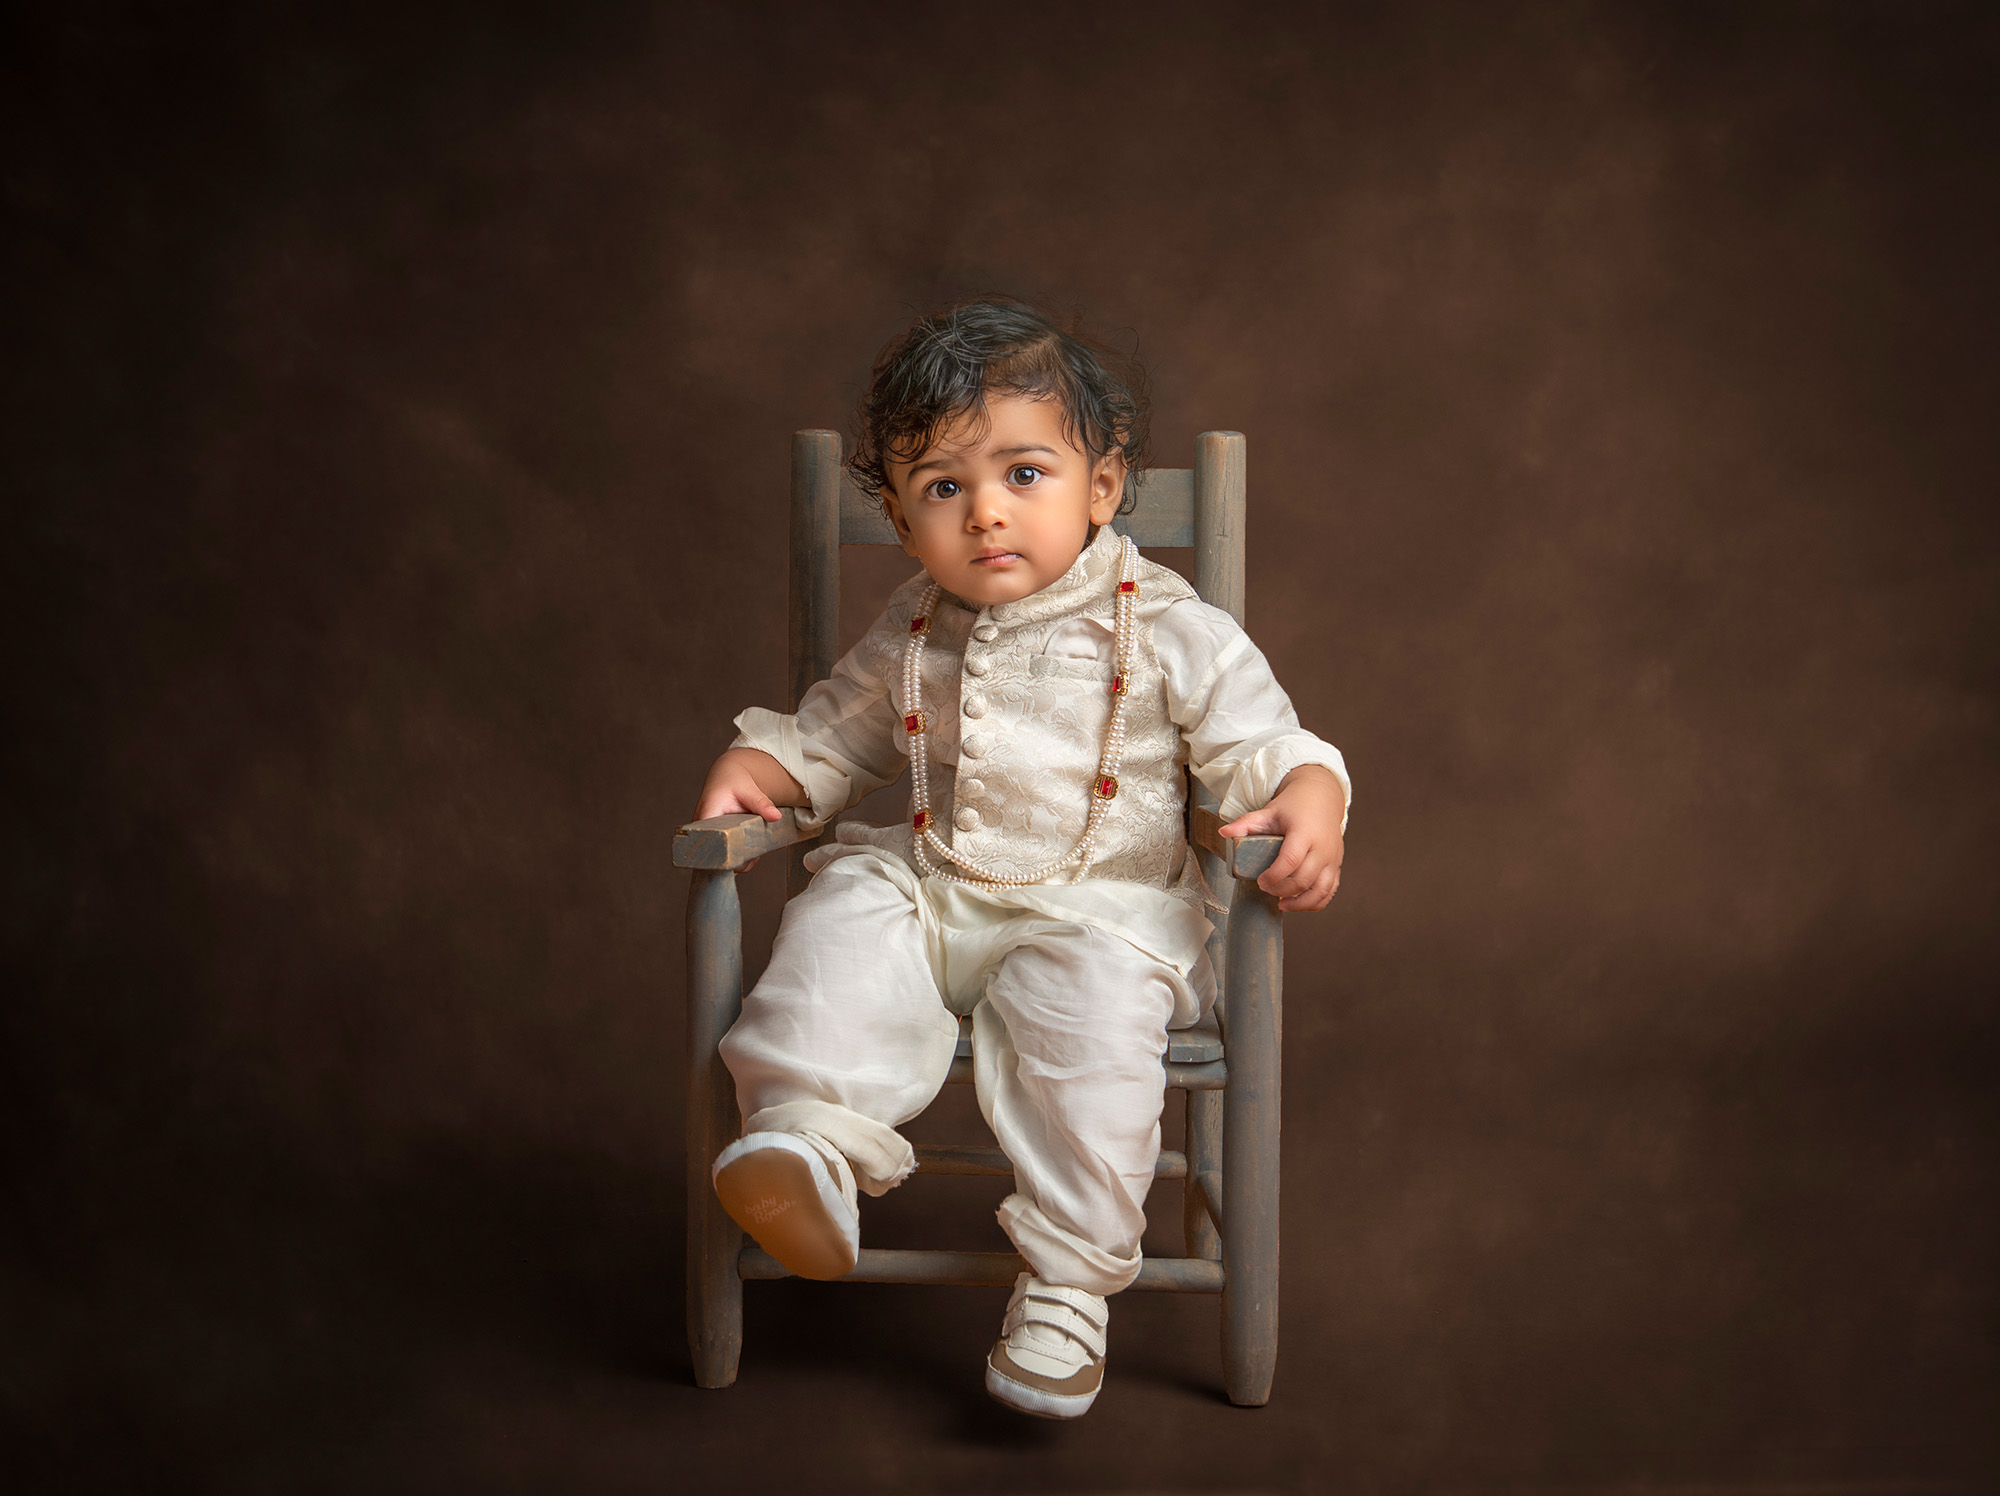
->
[848,297,1150,515]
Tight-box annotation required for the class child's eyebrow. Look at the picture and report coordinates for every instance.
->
[908,443,1062,478]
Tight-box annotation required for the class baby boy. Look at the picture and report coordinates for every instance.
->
[692,298,1350,1417]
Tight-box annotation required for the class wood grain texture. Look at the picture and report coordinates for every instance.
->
[789,433,840,898]
[739,1246,1227,1293]
[672,809,809,871]
[1193,1167,1225,1240]
[686,870,747,1389]
[947,1012,1221,1064]
[1220,882,1283,1406]
[838,473,898,546]
[1193,431,1247,626]
[941,1053,1222,1089]
[1166,1058,1228,1091]
[914,1143,1191,1179]
[789,431,841,708]
[1112,466,1195,547]
[1185,1089,1224,1261]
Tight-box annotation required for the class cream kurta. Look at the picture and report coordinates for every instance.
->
[718,525,1352,1295]
[731,523,1352,973]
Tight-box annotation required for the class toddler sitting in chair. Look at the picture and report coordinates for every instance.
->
[693,297,1350,1418]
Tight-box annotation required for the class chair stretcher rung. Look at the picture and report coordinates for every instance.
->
[1166,1059,1226,1090]
[739,1246,1225,1293]
[945,1054,1225,1089]
[915,1143,1187,1179]
[948,1014,1223,1065]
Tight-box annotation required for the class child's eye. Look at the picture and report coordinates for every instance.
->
[1008,465,1042,486]
[925,478,961,501]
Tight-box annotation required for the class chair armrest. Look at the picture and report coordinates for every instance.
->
[1189,804,1283,882]
[673,809,812,872]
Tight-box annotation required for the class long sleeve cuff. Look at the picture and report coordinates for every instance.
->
[1208,734,1352,833]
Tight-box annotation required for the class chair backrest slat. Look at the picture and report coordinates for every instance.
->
[789,431,843,711]
[1117,468,1196,548]
[838,476,899,545]
[1192,431,1246,626]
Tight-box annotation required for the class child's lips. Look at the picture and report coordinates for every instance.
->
[971,551,1021,566]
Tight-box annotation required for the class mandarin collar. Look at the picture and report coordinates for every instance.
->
[952,524,1125,626]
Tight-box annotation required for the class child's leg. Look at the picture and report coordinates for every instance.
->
[719,853,959,1196]
[972,924,1189,1297]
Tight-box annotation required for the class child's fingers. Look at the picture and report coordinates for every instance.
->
[1279,864,1339,912]
[1255,853,1302,896]
[698,781,783,823]
[1217,812,1277,839]
[1270,844,1340,903]
[1257,836,1314,897]
[1256,824,1320,884]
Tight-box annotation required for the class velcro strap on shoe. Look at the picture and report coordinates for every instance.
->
[1006,1297,1108,1359]
[1022,1281,1108,1329]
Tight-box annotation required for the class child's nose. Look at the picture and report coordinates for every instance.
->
[967,482,1010,528]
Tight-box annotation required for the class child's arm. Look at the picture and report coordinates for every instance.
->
[693,594,913,841]
[1215,763,1346,912]
[1159,599,1353,915]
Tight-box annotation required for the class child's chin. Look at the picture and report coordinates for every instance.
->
[962,575,1045,604]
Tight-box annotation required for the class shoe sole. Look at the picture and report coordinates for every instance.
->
[985,1360,1100,1419]
[713,1144,856,1281]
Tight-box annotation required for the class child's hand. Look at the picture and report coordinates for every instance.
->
[1216,764,1346,912]
[693,749,809,871]
[694,747,798,823]
[695,747,807,822]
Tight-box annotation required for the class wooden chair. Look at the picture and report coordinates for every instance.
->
[675,430,1288,1406]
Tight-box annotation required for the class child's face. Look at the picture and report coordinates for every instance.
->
[880,392,1125,607]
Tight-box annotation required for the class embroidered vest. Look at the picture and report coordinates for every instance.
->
[868,525,1197,891]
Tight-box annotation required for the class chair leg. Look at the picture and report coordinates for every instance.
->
[1184,1088,1223,1261]
[1220,884,1282,1407]
[687,870,746,1389]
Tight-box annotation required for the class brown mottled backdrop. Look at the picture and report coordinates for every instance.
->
[6,2,1995,1491]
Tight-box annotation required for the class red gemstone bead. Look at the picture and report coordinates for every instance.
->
[1110,674,1127,695]
[1117,580,1137,594]
[909,615,930,634]
[903,711,926,734]
[1093,775,1119,799]
[913,809,933,831]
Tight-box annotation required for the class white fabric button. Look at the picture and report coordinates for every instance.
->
[963,695,987,719]
[962,736,986,759]
[965,656,990,677]
[954,806,980,832]
[959,778,984,798]
[973,623,999,642]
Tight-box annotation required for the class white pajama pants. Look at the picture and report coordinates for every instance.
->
[718,849,1204,1295]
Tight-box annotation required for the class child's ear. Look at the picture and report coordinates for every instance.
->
[1087,450,1127,526]
[880,486,921,558]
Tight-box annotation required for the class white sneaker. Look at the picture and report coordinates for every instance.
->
[985,1273,1109,1419]
[711,1130,859,1281]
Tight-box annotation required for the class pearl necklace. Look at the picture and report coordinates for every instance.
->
[901,535,1141,888]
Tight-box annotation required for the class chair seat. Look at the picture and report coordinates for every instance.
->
[952,1011,1223,1064]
